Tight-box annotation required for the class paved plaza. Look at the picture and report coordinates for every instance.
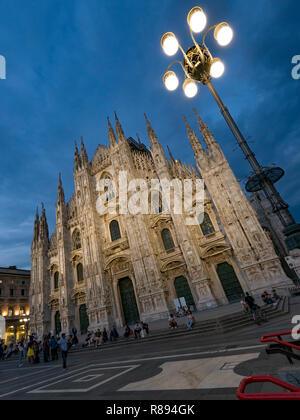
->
[0,297,300,401]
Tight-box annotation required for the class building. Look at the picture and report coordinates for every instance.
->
[0,266,30,342]
[29,112,292,338]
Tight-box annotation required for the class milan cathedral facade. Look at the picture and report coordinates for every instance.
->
[29,112,292,338]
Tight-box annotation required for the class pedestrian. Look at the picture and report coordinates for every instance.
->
[50,336,58,361]
[5,341,15,359]
[110,325,119,342]
[72,327,78,345]
[102,328,108,343]
[18,340,25,367]
[42,336,50,363]
[124,325,131,338]
[134,323,142,339]
[27,342,34,364]
[58,333,69,371]
[95,329,102,347]
[67,335,73,351]
[33,340,40,364]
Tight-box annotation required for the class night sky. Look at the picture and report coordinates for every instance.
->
[0,0,299,269]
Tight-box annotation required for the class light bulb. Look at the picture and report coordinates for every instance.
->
[214,22,233,46]
[183,79,198,98]
[161,32,179,56]
[163,71,179,91]
[210,58,225,78]
[187,7,207,33]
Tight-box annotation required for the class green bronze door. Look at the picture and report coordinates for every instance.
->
[119,277,140,325]
[55,311,61,336]
[79,304,89,335]
[174,276,196,308]
[217,262,244,303]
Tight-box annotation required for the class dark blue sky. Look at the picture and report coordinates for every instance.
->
[0,0,299,269]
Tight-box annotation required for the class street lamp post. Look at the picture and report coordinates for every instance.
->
[161,5,300,252]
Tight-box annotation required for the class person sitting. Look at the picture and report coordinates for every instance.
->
[141,322,149,336]
[168,314,178,329]
[262,292,275,305]
[134,323,142,339]
[272,289,281,302]
[240,296,249,313]
[186,311,195,330]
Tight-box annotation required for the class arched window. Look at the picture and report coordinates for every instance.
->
[161,229,175,251]
[72,229,82,250]
[20,306,25,316]
[77,263,84,283]
[54,272,59,290]
[199,213,215,236]
[8,307,14,317]
[110,220,121,242]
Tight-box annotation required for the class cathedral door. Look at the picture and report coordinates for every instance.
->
[217,262,244,303]
[174,276,196,309]
[118,277,140,325]
[79,304,89,335]
[55,311,62,336]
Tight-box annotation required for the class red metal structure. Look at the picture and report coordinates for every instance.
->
[260,329,300,364]
[237,376,300,400]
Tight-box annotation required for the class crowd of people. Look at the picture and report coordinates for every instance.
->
[240,289,281,314]
[168,309,195,330]
[0,328,79,370]
[83,321,150,347]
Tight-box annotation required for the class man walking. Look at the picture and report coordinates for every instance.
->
[58,333,69,371]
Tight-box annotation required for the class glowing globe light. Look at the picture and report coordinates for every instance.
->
[214,22,233,46]
[183,79,198,98]
[161,32,179,56]
[163,71,179,91]
[210,58,225,78]
[187,7,207,33]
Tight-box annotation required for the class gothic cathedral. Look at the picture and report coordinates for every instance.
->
[29,112,292,337]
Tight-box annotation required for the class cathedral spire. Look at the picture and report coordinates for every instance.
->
[57,172,65,206]
[33,207,39,243]
[136,133,142,145]
[107,116,117,147]
[39,203,49,242]
[114,111,126,143]
[81,136,89,167]
[74,140,81,170]
[167,145,175,163]
[193,108,215,147]
[144,113,159,148]
[183,115,209,170]
[183,115,204,151]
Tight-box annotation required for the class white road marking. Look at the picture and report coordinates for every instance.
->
[73,374,104,383]
[0,364,93,398]
[28,365,139,394]
[70,344,265,367]
[0,344,265,398]
[120,354,259,391]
